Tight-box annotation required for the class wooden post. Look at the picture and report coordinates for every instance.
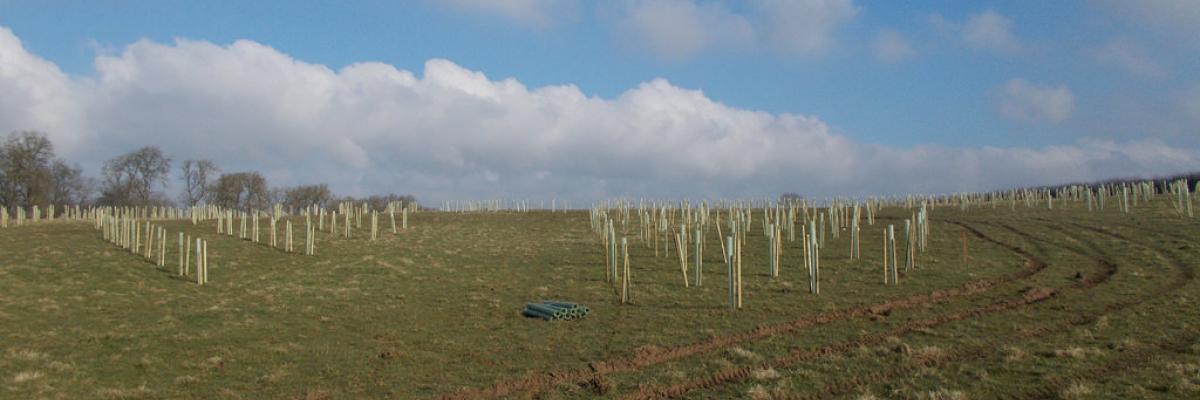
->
[178,232,184,275]
[889,225,898,284]
[621,238,630,304]
[727,236,735,309]
[603,222,610,283]
[675,231,688,287]
[145,223,154,259]
[202,240,208,284]
[694,227,702,287]
[195,238,203,285]
[882,228,888,285]
[961,229,969,266]
[159,227,166,267]
[736,234,743,309]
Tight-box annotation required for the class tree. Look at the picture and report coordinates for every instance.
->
[0,131,55,208]
[180,159,220,207]
[780,192,804,204]
[212,171,270,211]
[48,160,94,206]
[283,184,333,210]
[99,146,172,206]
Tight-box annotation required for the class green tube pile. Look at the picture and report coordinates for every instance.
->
[522,300,590,321]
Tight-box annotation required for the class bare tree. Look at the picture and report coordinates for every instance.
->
[283,184,333,210]
[336,193,417,211]
[0,131,55,208]
[181,159,219,207]
[212,171,270,211]
[49,160,94,205]
[99,146,172,206]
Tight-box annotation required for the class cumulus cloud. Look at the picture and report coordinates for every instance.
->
[1092,0,1200,37]
[931,10,1021,54]
[994,78,1074,123]
[752,0,859,55]
[612,0,857,59]
[439,0,582,29]
[1091,38,1164,77]
[0,26,1195,203]
[963,10,1021,53]
[872,29,915,63]
[613,0,754,60]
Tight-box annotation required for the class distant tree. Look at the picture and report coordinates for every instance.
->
[48,159,94,205]
[361,193,417,211]
[99,146,172,206]
[780,192,804,203]
[283,184,333,210]
[0,131,55,208]
[180,159,220,207]
[212,171,270,211]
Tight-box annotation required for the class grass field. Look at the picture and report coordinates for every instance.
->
[2,197,1198,399]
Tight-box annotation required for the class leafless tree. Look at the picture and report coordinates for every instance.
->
[283,184,333,210]
[49,160,94,205]
[0,131,56,208]
[181,159,219,207]
[212,171,270,211]
[99,146,172,206]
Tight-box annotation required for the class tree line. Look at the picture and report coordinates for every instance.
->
[0,130,416,211]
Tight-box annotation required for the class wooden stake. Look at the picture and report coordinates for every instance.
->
[621,238,630,304]
[961,229,969,266]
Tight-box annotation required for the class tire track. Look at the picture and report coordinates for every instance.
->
[623,219,1114,400]
[789,218,1192,400]
[440,221,1048,400]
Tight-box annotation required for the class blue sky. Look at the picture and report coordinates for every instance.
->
[0,1,1197,202]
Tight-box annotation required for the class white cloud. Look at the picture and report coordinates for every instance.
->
[1092,0,1200,37]
[1184,86,1200,119]
[0,28,86,155]
[962,10,1021,53]
[439,0,582,29]
[612,0,857,59]
[0,27,1195,203]
[613,0,754,60]
[752,0,859,55]
[994,78,1074,124]
[1091,38,1164,77]
[872,29,915,63]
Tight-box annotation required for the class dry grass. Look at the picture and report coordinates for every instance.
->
[1003,345,1027,362]
[1053,347,1104,359]
[751,367,781,381]
[729,346,760,361]
[12,370,43,383]
[96,385,153,399]
[917,388,967,400]
[1059,381,1092,399]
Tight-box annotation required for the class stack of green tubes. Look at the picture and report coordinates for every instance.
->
[522,300,591,321]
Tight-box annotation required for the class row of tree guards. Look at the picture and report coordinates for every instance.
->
[591,180,1112,309]
[440,199,573,213]
[595,199,895,309]
[0,201,420,286]
[98,211,209,285]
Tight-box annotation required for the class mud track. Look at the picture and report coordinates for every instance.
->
[439,220,1052,399]
[779,218,1193,400]
[623,219,1117,399]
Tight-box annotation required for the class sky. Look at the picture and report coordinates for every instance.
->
[0,0,1198,204]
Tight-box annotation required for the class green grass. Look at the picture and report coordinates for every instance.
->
[1,197,1197,399]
